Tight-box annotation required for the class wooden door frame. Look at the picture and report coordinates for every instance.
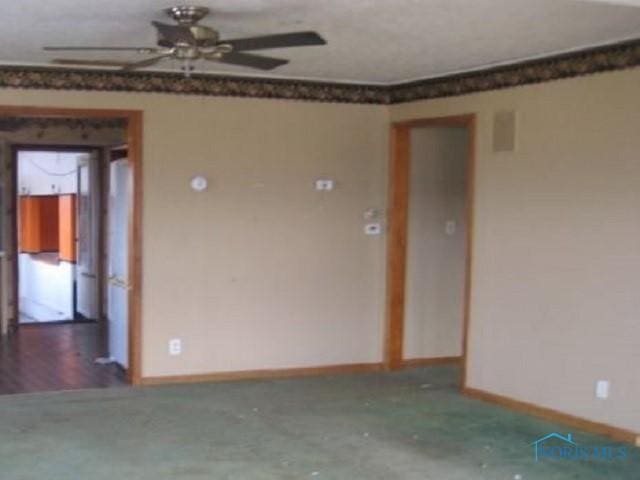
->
[384,114,476,389]
[1,106,143,385]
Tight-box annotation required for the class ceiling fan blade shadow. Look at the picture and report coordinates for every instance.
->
[210,52,289,70]
[121,54,172,71]
[44,46,157,52]
[152,21,195,46]
[223,31,326,52]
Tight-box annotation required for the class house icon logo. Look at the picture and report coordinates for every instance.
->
[530,433,628,462]
[531,433,576,461]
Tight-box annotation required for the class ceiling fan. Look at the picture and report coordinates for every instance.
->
[43,5,326,77]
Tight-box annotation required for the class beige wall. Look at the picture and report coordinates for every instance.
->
[404,127,467,359]
[392,68,640,434]
[1,66,638,435]
[0,89,388,376]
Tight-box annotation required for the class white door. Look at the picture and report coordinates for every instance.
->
[76,152,100,319]
[107,159,130,368]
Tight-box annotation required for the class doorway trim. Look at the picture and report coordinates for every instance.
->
[384,114,476,388]
[1,106,143,385]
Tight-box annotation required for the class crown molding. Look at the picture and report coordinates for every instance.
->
[0,39,638,105]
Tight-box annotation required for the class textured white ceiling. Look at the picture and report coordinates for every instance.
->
[1,0,640,84]
[580,0,640,5]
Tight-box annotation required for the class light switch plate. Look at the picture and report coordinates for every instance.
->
[169,338,182,356]
[595,380,609,399]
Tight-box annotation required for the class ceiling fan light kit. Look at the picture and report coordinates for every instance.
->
[43,5,326,78]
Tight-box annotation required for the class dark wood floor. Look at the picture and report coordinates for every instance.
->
[0,322,127,394]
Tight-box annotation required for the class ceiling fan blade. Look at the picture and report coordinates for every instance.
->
[212,52,289,70]
[152,21,195,46]
[121,54,171,71]
[44,46,157,52]
[223,31,326,52]
[51,58,131,67]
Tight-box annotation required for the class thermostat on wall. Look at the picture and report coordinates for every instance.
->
[315,178,334,191]
[190,176,208,192]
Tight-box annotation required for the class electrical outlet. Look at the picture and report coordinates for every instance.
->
[595,380,609,399]
[169,338,182,356]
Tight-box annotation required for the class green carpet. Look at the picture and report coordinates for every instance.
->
[0,366,637,479]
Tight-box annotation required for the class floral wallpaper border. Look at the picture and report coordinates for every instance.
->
[0,39,638,105]
[0,67,390,104]
[390,39,640,103]
[0,116,126,132]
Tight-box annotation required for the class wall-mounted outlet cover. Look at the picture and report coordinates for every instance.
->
[364,223,382,235]
[315,179,334,191]
[169,338,182,356]
[595,380,609,399]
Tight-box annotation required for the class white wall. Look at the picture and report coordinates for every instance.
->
[19,254,74,321]
[404,127,468,360]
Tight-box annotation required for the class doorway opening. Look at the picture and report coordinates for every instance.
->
[16,147,101,325]
[385,115,475,387]
[0,108,142,393]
